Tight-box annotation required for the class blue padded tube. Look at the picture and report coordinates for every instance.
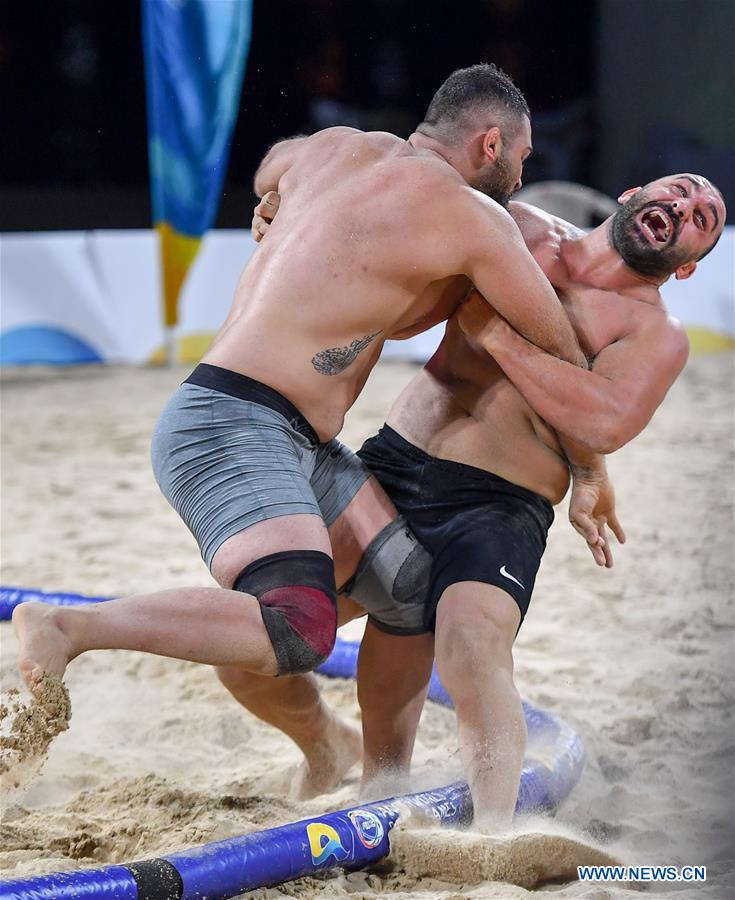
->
[0,587,111,619]
[165,783,470,899]
[0,786,471,900]
[0,866,138,900]
[0,586,585,899]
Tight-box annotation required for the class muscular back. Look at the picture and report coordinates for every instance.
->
[204,129,470,439]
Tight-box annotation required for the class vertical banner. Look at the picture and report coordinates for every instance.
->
[141,0,252,361]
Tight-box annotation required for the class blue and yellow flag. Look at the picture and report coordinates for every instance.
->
[141,0,252,345]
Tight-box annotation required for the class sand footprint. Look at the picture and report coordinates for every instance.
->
[0,675,71,801]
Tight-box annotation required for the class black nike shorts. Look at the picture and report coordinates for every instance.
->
[357,425,555,631]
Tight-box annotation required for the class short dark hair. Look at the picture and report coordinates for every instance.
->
[419,63,530,139]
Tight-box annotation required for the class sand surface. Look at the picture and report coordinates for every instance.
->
[1,354,733,898]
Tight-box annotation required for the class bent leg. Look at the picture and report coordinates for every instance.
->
[209,594,366,798]
[215,664,362,799]
[329,479,434,793]
[435,582,525,830]
[14,513,331,693]
[208,483,391,795]
[14,584,277,691]
[210,476,427,798]
[357,620,434,794]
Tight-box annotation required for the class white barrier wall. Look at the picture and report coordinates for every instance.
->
[1,228,733,365]
[0,231,256,364]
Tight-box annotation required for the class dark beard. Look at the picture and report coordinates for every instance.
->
[471,154,514,208]
[611,196,690,279]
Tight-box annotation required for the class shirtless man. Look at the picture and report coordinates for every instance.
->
[253,172,725,823]
[12,64,584,795]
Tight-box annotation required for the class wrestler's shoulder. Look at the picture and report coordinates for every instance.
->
[302,127,404,158]
[307,129,452,184]
[659,313,690,358]
[628,304,690,365]
[509,201,583,246]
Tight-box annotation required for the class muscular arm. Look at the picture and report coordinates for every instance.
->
[458,191,586,368]
[253,126,363,198]
[508,200,586,244]
[253,136,307,197]
[480,315,689,453]
[560,432,607,481]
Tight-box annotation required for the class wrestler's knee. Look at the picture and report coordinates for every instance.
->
[215,664,262,694]
[436,584,519,681]
[215,664,243,690]
[234,550,337,675]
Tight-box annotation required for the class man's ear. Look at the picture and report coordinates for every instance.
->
[674,260,697,280]
[617,186,641,204]
[482,126,502,163]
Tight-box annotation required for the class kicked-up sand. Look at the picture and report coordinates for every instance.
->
[0,353,733,898]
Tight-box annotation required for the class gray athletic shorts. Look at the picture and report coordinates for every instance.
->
[150,365,370,569]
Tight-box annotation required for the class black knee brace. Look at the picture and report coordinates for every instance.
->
[233,550,337,675]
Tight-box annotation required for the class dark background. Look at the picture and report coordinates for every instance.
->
[2,0,733,230]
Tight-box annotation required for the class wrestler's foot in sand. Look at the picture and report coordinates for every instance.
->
[290,715,363,800]
[12,602,74,695]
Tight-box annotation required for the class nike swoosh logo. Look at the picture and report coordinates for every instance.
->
[500,565,525,590]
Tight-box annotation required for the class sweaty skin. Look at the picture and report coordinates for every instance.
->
[11,117,585,803]
[390,202,684,500]
[448,173,726,472]
[356,174,725,826]
[250,173,725,825]
[204,126,584,441]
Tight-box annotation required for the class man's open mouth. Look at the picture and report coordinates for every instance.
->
[640,208,672,245]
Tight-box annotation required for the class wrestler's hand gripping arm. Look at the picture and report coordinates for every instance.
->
[252,191,280,241]
[458,294,689,453]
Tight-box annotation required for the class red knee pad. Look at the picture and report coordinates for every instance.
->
[233,550,337,675]
[260,586,337,666]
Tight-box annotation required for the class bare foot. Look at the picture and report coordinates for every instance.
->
[290,715,363,800]
[12,602,74,695]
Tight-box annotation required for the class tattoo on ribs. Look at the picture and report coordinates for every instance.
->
[311,331,382,376]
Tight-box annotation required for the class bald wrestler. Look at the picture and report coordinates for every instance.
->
[253,173,725,823]
[12,64,584,796]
